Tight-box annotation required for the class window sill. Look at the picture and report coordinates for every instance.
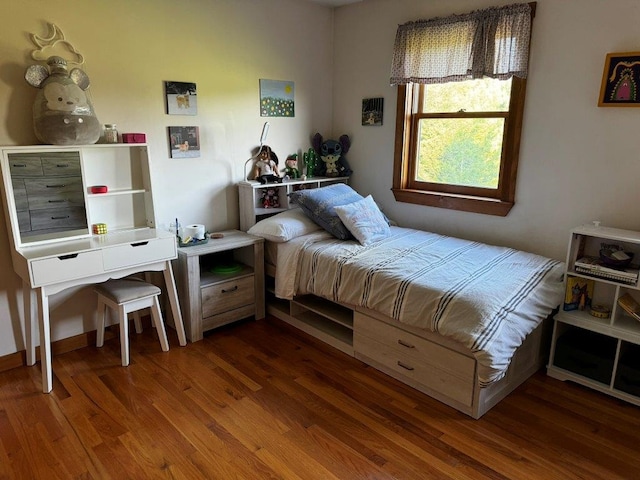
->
[391,188,514,216]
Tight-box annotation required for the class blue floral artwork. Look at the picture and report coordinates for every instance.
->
[260,79,294,117]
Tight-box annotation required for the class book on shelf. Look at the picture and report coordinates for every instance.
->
[617,293,640,322]
[574,256,639,284]
[564,276,595,311]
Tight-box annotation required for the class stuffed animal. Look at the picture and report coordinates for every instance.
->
[284,154,300,179]
[302,148,318,178]
[252,145,282,184]
[24,56,101,145]
[261,187,279,208]
[312,133,353,177]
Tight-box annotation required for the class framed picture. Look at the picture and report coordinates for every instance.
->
[165,81,197,115]
[168,126,200,158]
[598,52,640,107]
[362,97,383,126]
[260,79,295,117]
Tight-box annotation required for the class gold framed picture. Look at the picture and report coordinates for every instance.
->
[598,51,640,107]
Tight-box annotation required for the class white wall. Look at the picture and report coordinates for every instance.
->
[0,0,334,356]
[2,0,640,358]
[332,0,640,259]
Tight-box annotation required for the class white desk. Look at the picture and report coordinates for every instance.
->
[15,228,187,393]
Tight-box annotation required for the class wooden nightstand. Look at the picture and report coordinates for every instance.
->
[172,230,264,341]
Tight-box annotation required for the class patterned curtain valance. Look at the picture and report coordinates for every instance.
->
[390,3,533,85]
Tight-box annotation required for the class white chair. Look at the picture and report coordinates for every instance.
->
[95,279,169,366]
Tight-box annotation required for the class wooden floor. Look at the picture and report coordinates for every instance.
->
[1,317,639,480]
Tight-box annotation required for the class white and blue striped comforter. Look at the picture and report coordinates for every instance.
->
[275,226,565,385]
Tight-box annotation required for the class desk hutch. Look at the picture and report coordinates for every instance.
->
[0,143,187,393]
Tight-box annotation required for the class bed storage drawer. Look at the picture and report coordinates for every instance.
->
[354,312,476,406]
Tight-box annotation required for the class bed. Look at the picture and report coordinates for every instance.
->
[247,184,565,418]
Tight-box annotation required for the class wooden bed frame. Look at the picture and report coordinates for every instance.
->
[264,263,552,419]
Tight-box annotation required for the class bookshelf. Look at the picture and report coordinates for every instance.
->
[238,177,348,231]
[547,223,640,405]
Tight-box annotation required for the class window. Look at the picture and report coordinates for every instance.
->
[390,3,535,216]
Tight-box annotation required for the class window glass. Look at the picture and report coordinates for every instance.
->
[423,78,512,113]
[415,117,505,189]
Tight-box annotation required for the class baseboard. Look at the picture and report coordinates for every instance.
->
[0,316,150,373]
[0,351,25,373]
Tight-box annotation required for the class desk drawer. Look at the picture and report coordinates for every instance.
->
[41,156,81,176]
[102,236,176,270]
[8,156,43,176]
[25,176,85,209]
[30,207,87,231]
[12,178,28,211]
[202,275,254,318]
[31,250,103,286]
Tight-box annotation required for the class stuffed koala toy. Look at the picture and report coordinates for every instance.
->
[312,133,353,177]
[25,55,101,145]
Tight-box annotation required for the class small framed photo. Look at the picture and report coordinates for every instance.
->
[165,81,197,115]
[362,97,383,126]
[598,52,640,107]
[168,126,200,158]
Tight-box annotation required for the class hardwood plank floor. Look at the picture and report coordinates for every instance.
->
[1,316,639,479]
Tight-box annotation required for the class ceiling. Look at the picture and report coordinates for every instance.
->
[303,0,363,7]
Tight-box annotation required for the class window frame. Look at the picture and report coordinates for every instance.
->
[392,77,527,216]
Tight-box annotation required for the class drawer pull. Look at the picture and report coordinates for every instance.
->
[46,184,66,188]
[397,339,415,349]
[55,164,70,168]
[131,241,149,247]
[221,285,239,293]
[12,163,27,168]
[48,200,65,203]
[50,215,70,220]
[397,361,415,371]
[58,253,79,260]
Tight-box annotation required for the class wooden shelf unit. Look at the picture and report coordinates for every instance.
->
[547,224,640,406]
[238,176,348,231]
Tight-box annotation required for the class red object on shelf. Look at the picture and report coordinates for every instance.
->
[90,185,108,194]
[122,133,146,143]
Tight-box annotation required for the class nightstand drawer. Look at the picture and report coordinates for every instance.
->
[31,250,103,286]
[201,275,254,318]
[102,236,176,270]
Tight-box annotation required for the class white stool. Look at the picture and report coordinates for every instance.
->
[95,279,169,366]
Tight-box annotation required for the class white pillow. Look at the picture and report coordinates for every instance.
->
[247,208,322,242]
[334,195,391,246]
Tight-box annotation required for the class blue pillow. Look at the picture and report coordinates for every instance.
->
[334,195,391,245]
[289,183,362,239]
